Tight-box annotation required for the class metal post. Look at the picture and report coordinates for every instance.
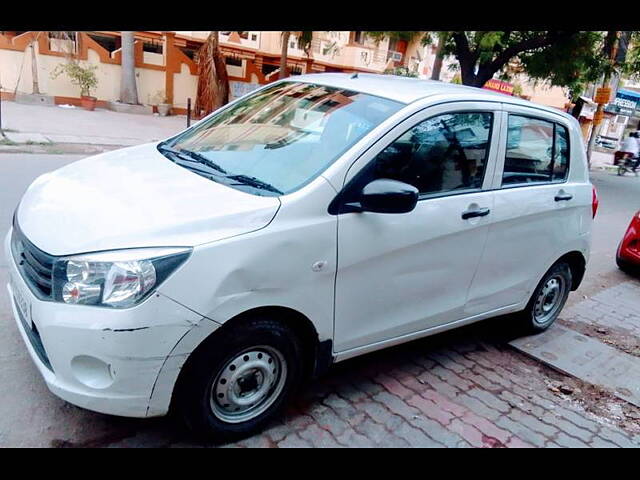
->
[187,97,191,128]
[0,69,3,134]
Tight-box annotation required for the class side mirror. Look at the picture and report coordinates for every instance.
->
[359,179,418,214]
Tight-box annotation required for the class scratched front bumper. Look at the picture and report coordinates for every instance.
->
[4,228,203,417]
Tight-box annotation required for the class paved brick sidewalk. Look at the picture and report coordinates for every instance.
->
[217,324,640,448]
[560,280,640,358]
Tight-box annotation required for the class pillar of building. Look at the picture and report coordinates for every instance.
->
[163,32,176,105]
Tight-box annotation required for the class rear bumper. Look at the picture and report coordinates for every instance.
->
[4,228,206,418]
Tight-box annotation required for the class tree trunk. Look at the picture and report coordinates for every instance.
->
[195,31,230,116]
[30,39,40,95]
[430,35,445,81]
[120,31,139,104]
[279,31,291,79]
[211,31,230,110]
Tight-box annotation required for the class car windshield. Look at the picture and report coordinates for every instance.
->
[159,81,403,196]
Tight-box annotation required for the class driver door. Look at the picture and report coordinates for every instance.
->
[333,102,503,354]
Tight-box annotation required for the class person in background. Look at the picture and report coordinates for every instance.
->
[619,130,640,172]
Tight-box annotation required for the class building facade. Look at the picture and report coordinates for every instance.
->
[0,31,414,115]
[0,31,571,116]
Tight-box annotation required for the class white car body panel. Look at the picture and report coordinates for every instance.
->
[3,73,594,418]
[16,142,280,255]
[159,177,338,343]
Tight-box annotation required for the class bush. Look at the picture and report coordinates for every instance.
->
[50,61,98,97]
[384,66,418,78]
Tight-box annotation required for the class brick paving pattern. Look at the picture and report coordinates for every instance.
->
[221,328,640,448]
[100,280,640,448]
[560,281,640,358]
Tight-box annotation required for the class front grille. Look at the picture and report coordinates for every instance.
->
[11,220,55,300]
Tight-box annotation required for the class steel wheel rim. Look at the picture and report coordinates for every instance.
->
[533,275,566,326]
[209,346,287,424]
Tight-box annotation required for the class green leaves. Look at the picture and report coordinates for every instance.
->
[50,61,98,97]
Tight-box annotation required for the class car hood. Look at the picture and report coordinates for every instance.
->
[16,143,280,256]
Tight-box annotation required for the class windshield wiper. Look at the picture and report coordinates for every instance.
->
[158,143,227,175]
[226,174,284,195]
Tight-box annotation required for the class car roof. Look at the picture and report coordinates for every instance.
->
[288,73,574,122]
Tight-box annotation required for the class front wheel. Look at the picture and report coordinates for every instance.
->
[517,261,572,333]
[175,317,304,444]
[618,165,626,176]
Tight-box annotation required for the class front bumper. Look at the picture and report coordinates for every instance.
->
[617,214,640,265]
[4,228,206,417]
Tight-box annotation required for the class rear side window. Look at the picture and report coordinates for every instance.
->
[502,115,570,186]
[553,124,570,181]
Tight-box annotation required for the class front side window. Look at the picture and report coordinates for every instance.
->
[159,82,402,196]
[363,111,493,196]
[502,115,570,186]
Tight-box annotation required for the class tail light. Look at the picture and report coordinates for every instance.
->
[592,185,599,218]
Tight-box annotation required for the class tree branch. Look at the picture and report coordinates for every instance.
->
[474,31,576,86]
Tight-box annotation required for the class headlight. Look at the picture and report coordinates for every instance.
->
[51,247,191,308]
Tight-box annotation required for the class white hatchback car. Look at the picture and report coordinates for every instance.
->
[5,73,597,442]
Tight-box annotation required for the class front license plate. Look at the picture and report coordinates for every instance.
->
[11,275,31,327]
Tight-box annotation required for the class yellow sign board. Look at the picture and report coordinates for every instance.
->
[593,110,605,125]
[595,87,611,105]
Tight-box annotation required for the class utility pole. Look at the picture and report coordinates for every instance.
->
[587,31,619,169]
[0,69,3,137]
[30,37,40,95]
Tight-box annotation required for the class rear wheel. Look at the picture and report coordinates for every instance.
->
[175,317,304,444]
[518,261,572,333]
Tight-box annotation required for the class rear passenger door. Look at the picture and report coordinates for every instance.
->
[465,106,577,316]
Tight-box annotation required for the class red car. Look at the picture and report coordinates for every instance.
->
[617,210,640,272]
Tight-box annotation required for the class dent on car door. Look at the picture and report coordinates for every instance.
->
[465,112,576,316]
[333,108,500,354]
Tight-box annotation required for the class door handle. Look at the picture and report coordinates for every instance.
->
[461,207,490,220]
[554,193,573,202]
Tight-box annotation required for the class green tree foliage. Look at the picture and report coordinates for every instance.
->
[366,31,424,44]
[426,31,640,100]
[384,66,418,77]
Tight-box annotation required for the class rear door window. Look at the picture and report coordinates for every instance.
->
[553,124,570,181]
[502,115,570,186]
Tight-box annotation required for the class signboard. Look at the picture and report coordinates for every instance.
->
[595,87,611,104]
[606,89,640,117]
[230,81,261,100]
[483,79,514,96]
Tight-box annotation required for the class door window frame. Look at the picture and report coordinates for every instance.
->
[328,101,504,215]
[490,106,573,191]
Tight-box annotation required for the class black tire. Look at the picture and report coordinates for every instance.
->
[175,317,304,444]
[517,261,572,334]
[617,254,639,275]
